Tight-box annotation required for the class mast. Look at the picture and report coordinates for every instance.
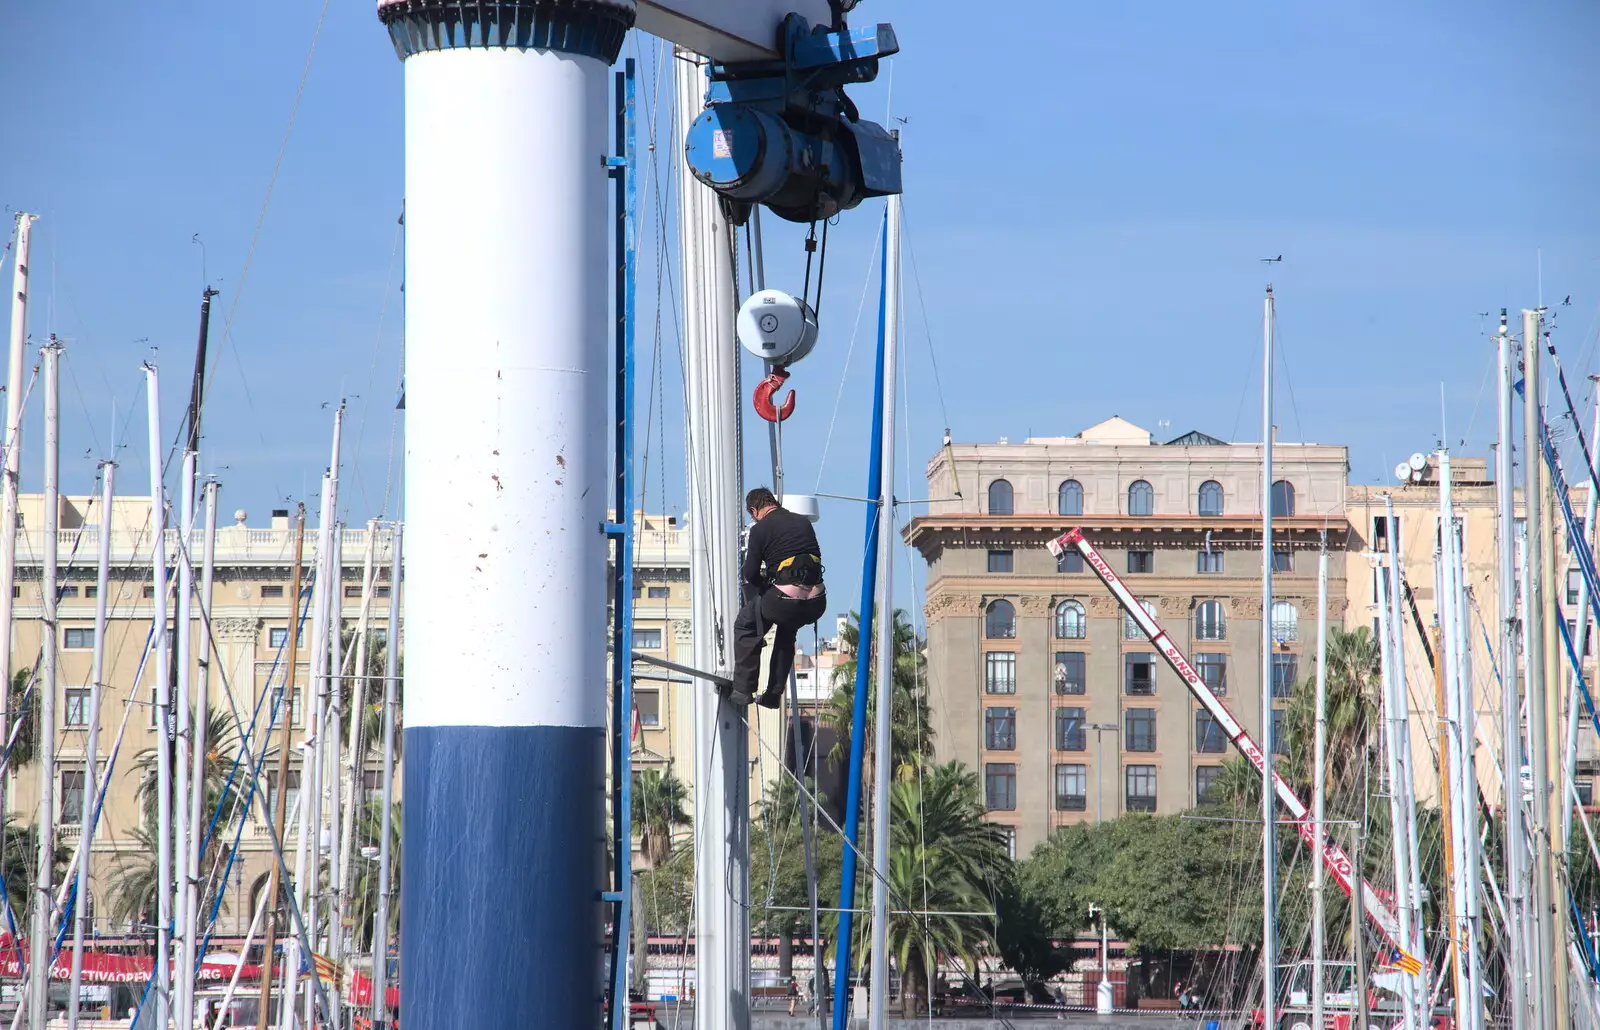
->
[68,459,114,1030]
[295,472,334,1029]
[1496,310,1528,1028]
[1311,537,1328,1030]
[28,341,59,1030]
[677,49,750,1030]
[1377,498,1420,1030]
[1522,307,1558,1024]
[185,477,219,1011]
[0,213,35,775]
[325,526,346,1030]
[174,447,197,1030]
[867,190,901,1030]
[257,509,307,1030]
[142,362,174,1030]
[370,522,401,1030]
[336,525,377,979]
[1562,393,1600,846]
[1259,284,1277,1029]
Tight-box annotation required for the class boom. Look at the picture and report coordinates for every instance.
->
[1049,527,1421,970]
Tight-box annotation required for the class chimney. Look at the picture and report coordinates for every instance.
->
[270,509,289,530]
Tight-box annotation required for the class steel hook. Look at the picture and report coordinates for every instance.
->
[753,366,796,422]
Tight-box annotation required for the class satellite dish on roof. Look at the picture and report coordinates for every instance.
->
[1408,453,1427,471]
[1395,462,1413,483]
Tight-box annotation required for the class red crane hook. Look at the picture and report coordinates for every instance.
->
[753,365,796,422]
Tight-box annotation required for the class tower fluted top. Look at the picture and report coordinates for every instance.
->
[379,0,634,63]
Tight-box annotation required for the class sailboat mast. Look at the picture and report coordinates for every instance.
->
[1376,498,1420,1030]
[1496,310,1529,1029]
[186,478,219,1004]
[1311,537,1328,1030]
[67,459,114,1030]
[1259,285,1278,1028]
[1562,396,1600,847]
[371,521,401,1030]
[28,341,60,1030]
[1521,308,1558,1025]
[0,213,36,765]
[867,190,902,1030]
[142,362,174,1030]
[174,446,197,1030]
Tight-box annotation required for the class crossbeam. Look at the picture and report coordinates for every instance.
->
[631,651,733,689]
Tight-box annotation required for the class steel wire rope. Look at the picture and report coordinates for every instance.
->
[812,218,884,492]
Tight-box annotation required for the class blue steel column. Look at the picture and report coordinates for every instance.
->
[379,3,634,1029]
[831,213,889,1030]
[604,58,638,1030]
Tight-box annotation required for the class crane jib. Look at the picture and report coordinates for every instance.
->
[1049,527,1414,958]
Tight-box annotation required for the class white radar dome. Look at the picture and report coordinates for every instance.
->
[737,289,818,365]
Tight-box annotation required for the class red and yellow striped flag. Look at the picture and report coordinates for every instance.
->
[312,952,342,988]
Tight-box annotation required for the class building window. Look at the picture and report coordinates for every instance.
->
[1056,706,1086,751]
[1196,766,1223,804]
[85,585,97,599]
[63,627,94,650]
[60,770,87,824]
[343,585,365,599]
[1271,479,1296,517]
[1055,764,1087,811]
[269,685,304,728]
[647,586,671,599]
[1197,548,1224,574]
[1272,549,1294,573]
[267,770,302,818]
[1194,600,1226,641]
[1054,652,1086,695]
[64,688,90,728]
[1056,549,1084,573]
[269,627,290,650]
[1579,779,1595,807]
[374,585,392,598]
[1054,599,1086,639]
[1127,550,1153,574]
[1128,480,1154,516]
[1124,708,1156,752]
[261,585,284,599]
[1568,621,1594,656]
[984,652,1017,694]
[1123,600,1156,640]
[985,599,1016,639]
[1569,570,1582,607]
[631,582,643,599]
[985,707,1017,750]
[1126,765,1157,812]
[1059,479,1084,516]
[987,479,1014,516]
[984,763,1017,811]
[1271,601,1298,643]
[142,586,155,598]
[635,690,661,727]
[1196,653,1227,696]
[632,628,663,651]
[1198,480,1224,516]
[1272,653,1298,697]
[987,549,1014,573]
[1271,708,1286,754]
[1125,653,1155,696]
[57,585,79,599]
[1195,709,1226,753]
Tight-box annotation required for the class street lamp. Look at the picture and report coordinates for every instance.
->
[1088,903,1112,1014]
[1086,723,1119,823]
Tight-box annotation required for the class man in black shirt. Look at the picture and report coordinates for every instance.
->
[732,487,827,707]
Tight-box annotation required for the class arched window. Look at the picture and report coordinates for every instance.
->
[1271,600,1298,643]
[1198,480,1224,517]
[987,479,1014,516]
[1194,600,1226,641]
[985,599,1016,639]
[1124,599,1157,640]
[1271,479,1296,517]
[1058,479,1084,516]
[1055,599,1086,639]
[1128,480,1154,516]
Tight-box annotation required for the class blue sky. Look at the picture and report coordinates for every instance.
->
[2,1,1596,630]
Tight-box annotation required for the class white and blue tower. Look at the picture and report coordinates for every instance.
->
[377,1,633,1025]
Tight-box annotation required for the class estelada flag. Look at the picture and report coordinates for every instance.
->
[1380,946,1424,976]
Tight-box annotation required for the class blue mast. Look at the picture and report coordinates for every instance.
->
[831,211,889,1029]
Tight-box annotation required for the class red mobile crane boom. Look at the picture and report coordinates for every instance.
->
[1049,527,1422,972]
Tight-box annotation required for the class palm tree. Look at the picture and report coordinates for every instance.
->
[6,667,37,770]
[0,818,68,917]
[824,610,934,776]
[341,628,402,764]
[856,762,1008,1016]
[1280,626,1382,797]
[347,799,401,952]
[632,769,689,867]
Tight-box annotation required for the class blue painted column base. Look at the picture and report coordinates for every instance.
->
[403,725,605,1029]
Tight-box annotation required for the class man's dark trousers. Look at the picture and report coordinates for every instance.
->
[732,588,828,702]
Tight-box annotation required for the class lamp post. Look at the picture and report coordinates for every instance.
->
[1087,723,1119,823]
[1088,903,1112,1014]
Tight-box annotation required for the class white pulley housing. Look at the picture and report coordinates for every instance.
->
[737,289,818,365]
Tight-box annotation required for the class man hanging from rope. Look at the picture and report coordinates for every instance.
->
[732,487,827,708]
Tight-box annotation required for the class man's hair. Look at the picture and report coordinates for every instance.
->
[746,487,779,511]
